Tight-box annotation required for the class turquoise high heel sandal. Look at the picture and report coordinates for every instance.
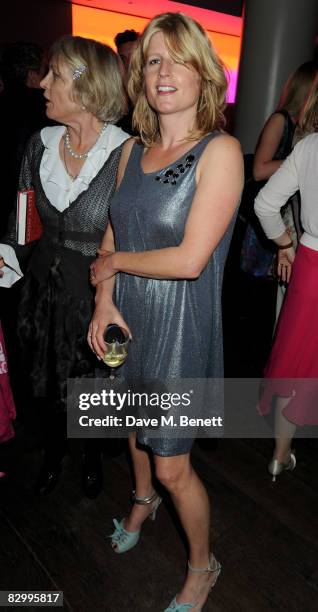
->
[109,490,162,554]
[164,553,221,612]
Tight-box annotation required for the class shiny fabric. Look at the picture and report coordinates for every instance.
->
[110,134,236,455]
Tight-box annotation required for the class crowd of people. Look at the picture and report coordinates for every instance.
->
[0,10,317,611]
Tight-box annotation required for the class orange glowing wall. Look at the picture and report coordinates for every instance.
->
[72,4,241,101]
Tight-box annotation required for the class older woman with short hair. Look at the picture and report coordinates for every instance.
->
[0,35,129,496]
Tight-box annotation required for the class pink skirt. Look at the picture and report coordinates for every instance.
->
[0,322,16,443]
[259,244,318,425]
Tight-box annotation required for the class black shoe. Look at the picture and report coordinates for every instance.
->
[81,453,103,499]
[34,461,62,495]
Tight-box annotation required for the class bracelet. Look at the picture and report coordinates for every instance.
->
[277,241,293,250]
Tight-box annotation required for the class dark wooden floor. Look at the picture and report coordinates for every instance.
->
[1,433,318,612]
[1,262,318,611]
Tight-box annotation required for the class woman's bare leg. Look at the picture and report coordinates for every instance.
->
[118,433,157,534]
[273,397,297,462]
[154,453,217,608]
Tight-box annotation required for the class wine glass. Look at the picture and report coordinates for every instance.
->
[103,324,129,379]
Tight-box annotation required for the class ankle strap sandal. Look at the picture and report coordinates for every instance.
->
[109,490,162,553]
[132,489,162,521]
[164,553,221,611]
[132,489,158,505]
[188,552,221,577]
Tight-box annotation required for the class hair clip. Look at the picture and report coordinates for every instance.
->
[72,64,87,80]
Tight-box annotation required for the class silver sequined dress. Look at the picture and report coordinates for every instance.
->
[111,134,236,453]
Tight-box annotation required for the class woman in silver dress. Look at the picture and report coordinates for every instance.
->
[89,13,243,611]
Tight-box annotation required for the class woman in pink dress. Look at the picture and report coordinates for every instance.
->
[0,321,16,478]
[255,124,318,480]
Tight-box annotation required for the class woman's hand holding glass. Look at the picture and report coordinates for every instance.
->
[103,324,130,379]
[87,298,131,360]
[90,249,115,286]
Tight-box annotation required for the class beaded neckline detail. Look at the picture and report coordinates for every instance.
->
[154,154,195,185]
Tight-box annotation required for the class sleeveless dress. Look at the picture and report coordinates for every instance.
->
[240,109,296,277]
[110,133,236,455]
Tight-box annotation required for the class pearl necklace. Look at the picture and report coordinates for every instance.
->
[64,122,108,159]
[63,140,78,180]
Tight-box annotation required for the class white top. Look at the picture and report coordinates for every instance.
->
[40,124,128,211]
[0,244,23,288]
[0,124,129,287]
[255,133,318,251]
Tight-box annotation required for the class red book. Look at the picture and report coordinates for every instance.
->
[16,189,42,245]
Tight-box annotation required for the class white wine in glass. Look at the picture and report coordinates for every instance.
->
[103,324,129,378]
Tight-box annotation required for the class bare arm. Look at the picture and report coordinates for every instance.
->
[88,139,135,358]
[91,134,244,284]
[89,136,135,296]
[90,136,136,300]
[253,113,286,181]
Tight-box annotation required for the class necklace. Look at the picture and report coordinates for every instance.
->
[64,122,108,159]
[63,140,78,180]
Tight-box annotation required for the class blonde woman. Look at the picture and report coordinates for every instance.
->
[253,62,318,182]
[89,13,243,611]
[0,36,129,496]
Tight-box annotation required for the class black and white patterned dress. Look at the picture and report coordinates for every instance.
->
[4,130,124,410]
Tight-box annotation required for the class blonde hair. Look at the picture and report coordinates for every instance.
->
[128,12,228,146]
[49,35,127,123]
[278,61,318,124]
[295,71,318,141]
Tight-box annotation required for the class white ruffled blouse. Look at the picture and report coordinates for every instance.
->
[40,123,128,211]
